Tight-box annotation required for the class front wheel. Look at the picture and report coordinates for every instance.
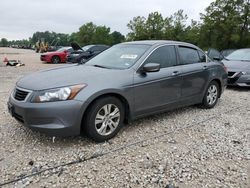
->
[51,56,60,64]
[83,97,125,142]
[201,81,220,109]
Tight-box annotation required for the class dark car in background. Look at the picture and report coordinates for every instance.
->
[207,48,235,61]
[8,40,227,142]
[40,47,73,64]
[67,43,109,63]
[222,48,250,87]
[220,49,235,57]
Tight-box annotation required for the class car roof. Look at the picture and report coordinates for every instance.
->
[234,48,250,51]
[59,46,72,49]
[122,40,200,50]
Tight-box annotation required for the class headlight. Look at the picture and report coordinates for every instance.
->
[71,53,79,57]
[242,71,250,75]
[33,84,87,103]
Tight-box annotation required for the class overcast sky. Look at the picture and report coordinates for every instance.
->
[0,0,214,40]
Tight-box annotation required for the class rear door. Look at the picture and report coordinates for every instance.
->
[177,46,210,100]
[133,45,182,116]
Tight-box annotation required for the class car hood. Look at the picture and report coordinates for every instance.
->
[69,51,89,56]
[71,42,82,51]
[42,51,61,56]
[17,65,127,91]
[222,60,250,71]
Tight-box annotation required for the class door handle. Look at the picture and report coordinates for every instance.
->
[203,65,208,70]
[172,71,179,76]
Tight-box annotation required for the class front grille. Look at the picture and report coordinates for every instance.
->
[228,71,236,77]
[14,88,29,101]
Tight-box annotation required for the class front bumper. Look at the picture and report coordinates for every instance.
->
[227,72,250,87]
[40,55,51,62]
[66,56,79,63]
[8,94,85,136]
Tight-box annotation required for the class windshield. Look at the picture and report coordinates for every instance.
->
[57,47,70,52]
[82,45,94,51]
[86,44,151,69]
[226,49,250,61]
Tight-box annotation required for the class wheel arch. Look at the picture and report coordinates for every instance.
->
[211,78,222,97]
[80,92,131,133]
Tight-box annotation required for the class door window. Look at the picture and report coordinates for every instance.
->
[198,51,206,62]
[178,47,200,64]
[144,46,177,68]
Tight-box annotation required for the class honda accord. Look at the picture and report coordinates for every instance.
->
[8,40,227,142]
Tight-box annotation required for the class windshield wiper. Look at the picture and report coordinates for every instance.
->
[93,64,111,69]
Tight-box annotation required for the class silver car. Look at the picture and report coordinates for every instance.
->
[8,40,227,142]
[222,48,250,87]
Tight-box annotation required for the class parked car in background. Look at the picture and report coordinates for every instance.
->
[40,47,73,64]
[67,43,109,63]
[47,46,63,52]
[207,48,235,61]
[8,40,227,142]
[207,48,224,60]
[220,49,235,57]
[222,48,250,87]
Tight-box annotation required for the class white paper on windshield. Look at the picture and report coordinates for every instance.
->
[120,54,138,59]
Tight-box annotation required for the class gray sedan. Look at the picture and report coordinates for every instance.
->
[222,48,250,87]
[8,40,227,142]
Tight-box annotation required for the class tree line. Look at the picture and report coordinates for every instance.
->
[127,0,249,50]
[0,0,249,50]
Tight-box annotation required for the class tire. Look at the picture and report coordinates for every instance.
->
[51,56,60,64]
[83,97,125,142]
[201,81,220,109]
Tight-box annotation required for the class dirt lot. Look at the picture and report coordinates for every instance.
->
[0,47,249,187]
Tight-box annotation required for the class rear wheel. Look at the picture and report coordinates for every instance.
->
[51,56,60,64]
[201,81,219,109]
[83,97,124,142]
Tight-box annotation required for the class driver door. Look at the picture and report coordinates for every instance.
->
[133,45,182,116]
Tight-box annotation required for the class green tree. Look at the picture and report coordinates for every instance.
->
[183,20,201,45]
[31,31,70,46]
[110,31,125,45]
[92,25,112,44]
[200,0,250,50]
[127,16,147,40]
[74,22,117,46]
[146,12,165,39]
[127,10,194,42]
[163,17,174,40]
[171,10,188,41]
[0,38,8,47]
[76,22,96,45]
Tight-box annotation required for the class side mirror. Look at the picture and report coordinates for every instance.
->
[88,50,93,54]
[213,55,223,61]
[143,63,160,73]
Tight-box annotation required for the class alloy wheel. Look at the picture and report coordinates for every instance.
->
[206,84,218,105]
[95,104,120,136]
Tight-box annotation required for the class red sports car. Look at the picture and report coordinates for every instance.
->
[40,47,73,64]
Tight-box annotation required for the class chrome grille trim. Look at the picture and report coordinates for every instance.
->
[12,87,32,102]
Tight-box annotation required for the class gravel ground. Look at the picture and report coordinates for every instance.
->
[0,47,249,187]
